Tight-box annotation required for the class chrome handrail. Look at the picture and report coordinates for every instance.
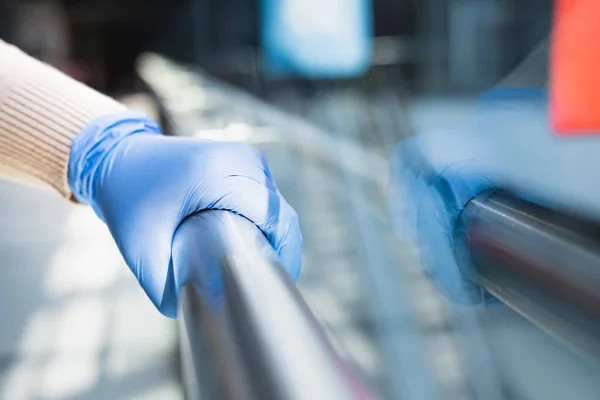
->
[456,190,600,364]
[174,211,374,400]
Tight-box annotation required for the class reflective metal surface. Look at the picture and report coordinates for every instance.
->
[456,191,600,363]
[174,211,374,400]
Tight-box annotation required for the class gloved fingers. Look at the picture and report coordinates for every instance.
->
[417,182,485,305]
[396,141,485,304]
[171,212,229,311]
[388,133,494,305]
[101,202,178,316]
[272,209,303,281]
[171,210,300,314]
[420,157,497,305]
[210,175,303,280]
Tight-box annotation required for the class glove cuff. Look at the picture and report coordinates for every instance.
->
[68,111,161,205]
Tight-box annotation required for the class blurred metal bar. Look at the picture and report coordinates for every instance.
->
[455,191,600,363]
[174,211,374,400]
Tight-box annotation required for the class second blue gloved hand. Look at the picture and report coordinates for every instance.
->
[68,112,302,317]
[389,127,496,305]
[388,89,558,305]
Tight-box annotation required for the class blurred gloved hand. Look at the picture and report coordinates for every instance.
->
[388,88,600,305]
[68,111,302,317]
[388,126,495,305]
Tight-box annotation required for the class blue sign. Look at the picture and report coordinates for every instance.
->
[260,0,373,78]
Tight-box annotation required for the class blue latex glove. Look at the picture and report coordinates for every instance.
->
[171,211,280,311]
[387,88,600,305]
[68,111,302,317]
[389,131,493,305]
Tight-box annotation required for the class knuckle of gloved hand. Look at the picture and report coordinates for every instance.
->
[271,203,301,243]
[286,210,301,234]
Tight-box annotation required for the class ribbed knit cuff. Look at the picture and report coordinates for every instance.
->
[68,111,162,206]
[0,40,126,198]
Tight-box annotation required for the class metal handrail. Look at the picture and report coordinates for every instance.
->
[174,211,374,400]
[137,52,375,400]
[136,53,388,187]
[455,190,600,363]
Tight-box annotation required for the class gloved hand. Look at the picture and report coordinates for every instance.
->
[68,111,302,317]
[388,125,496,305]
[388,88,600,305]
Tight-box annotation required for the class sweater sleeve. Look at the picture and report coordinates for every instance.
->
[0,39,127,197]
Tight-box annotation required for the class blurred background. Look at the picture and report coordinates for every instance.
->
[3,0,599,399]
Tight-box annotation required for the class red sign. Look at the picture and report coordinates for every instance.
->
[551,0,600,135]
